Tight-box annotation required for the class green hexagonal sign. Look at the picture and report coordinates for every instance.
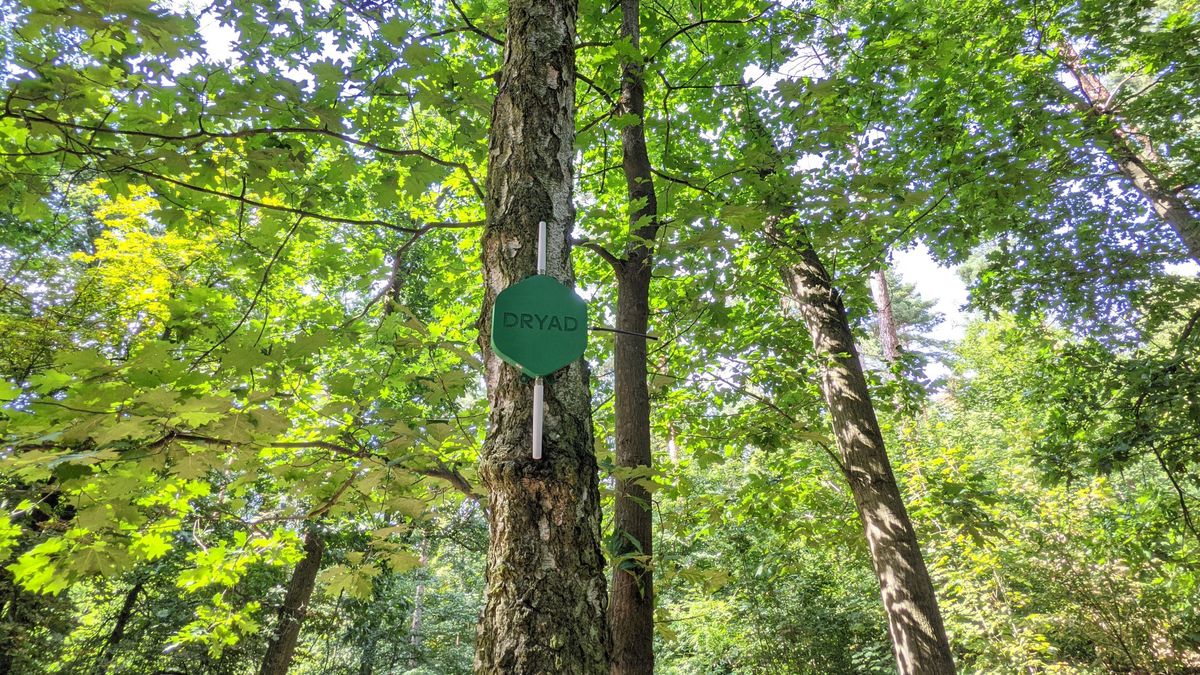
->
[491,274,588,377]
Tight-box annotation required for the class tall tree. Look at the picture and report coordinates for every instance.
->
[740,93,957,674]
[608,0,660,671]
[474,0,610,671]
[776,239,955,675]
[871,269,903,364]
[92,580,143,675]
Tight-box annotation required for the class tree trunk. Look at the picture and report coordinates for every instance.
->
[870,269,902,363]
[609,0,659,672]
[0,572,21,675]
[666,423,679,466]
[473,0,610,671]
[259,528,325,675]
[739,89,954,672]
[358,584,383,675]
[611,270,655,675]
[358,630,377,675]
[1057,41,1200,264]
[92,581,143,675]
[778,237,955,675]
[408,542,427,670]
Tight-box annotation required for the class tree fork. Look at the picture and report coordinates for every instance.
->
[474,0,610,671]
[1056,41,1200,265]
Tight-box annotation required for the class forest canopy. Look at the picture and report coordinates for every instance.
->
[1,0,1198,673]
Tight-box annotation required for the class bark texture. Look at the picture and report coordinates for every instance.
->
[870,269,902,363]
[259,528,325,675]
[778,237,955,675]
[1058,42,1200,264]
[474,0,610,671]
[740,92,953,672]
[609,0,659,672]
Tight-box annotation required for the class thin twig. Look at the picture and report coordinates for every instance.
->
[190,215,303,369]
[447,0,504,47]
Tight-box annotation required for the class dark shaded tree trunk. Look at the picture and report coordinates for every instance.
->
[777,236,955,675]
[609,0,660,672]
[1057,41,1200,264]
[357,583,384,675]
[259,528,325,675]
[358,631,377,675]
[92,581,143,675]
[473,0,610,671]
[0,574,20,675]
[871,269,902,363]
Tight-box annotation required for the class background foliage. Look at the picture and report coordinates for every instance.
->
[1,0,1199,672]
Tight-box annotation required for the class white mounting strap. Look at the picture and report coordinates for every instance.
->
[533,221,547,460]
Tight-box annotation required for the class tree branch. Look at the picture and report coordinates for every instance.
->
[649,3,776,63]
[190,214,303,368]
[577,71,617,107]
[415,461,484,501]
[124,164,482,235]
[651,167,714,196]
[3,110,485,203]
[447,0,504,47]
[160,432,483,501]
[572,236,625,270]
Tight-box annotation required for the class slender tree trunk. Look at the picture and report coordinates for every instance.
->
[408,542,428,670]
[474,0,610,671]
[1057,42,1200,264]
[611,268,654,675]
[777,237,955,675]
[358,629,377,675]
[609,0,659,671]
[870,269,902,363]
[259,528,325,675]
[92,580,143,675]
[357,581,383,675]
[0,574,20,674]
[409,580,423,653]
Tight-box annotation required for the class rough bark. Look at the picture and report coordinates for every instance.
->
[609,0,659,672]
[92,581,143,675]
[870,269,902,363]
[259,528,325,675]
[740,86,953,674]
[1057,42,1200,264]
[473,0,610,671]
[777,236,955,675]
